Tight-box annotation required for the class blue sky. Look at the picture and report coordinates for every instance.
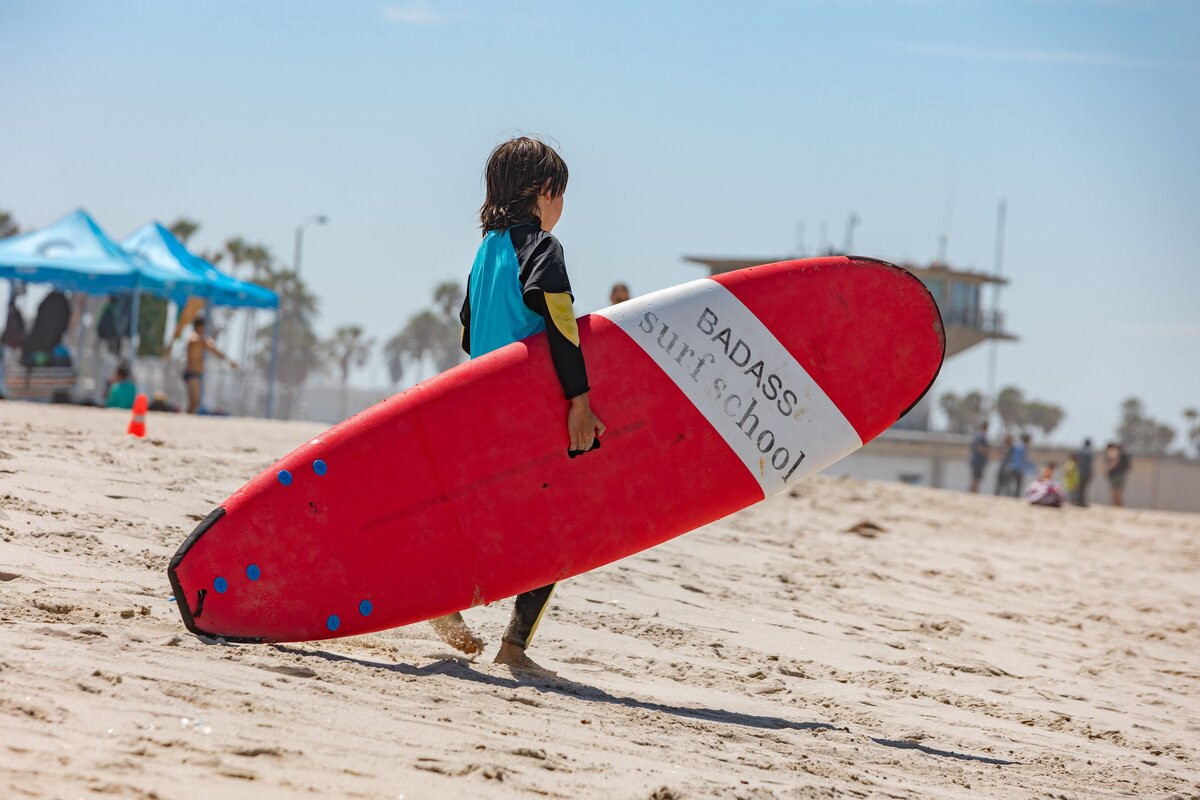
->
[2,0,1197,442]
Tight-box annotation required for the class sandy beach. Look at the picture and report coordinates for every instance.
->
[1,401,1197,799]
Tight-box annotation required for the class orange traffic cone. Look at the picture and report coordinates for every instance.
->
[127,393,148,438]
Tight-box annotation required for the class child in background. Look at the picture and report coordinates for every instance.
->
[1026,462,1067,508]
[1063,455,1080,501]
[105,361,137,409]
[427,136,604,673]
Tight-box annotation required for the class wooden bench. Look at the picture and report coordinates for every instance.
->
[3,366,79,402]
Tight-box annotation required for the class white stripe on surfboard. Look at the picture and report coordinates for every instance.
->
[595,278,862,498]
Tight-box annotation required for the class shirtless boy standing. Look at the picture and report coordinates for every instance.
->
[183,316,237,413]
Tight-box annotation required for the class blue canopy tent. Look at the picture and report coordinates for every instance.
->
[0,209,208,398]
[122,222,282,416]
[123,223,277,309]
[0,208,205,296]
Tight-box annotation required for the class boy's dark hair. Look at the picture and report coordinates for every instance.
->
[480,137,568,232]
[194,315,206,330]
[116,361,131,380]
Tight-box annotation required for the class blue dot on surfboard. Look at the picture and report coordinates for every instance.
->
[246,564,261,581]
[277,470,293,486]
[359,600,372,616]
[313,460,327,476]
[213,577,228,593]
[326,614,340,632]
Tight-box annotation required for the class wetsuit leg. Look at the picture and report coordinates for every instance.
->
[502,583,556,649]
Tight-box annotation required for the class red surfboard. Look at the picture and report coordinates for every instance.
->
[168,257,944,643]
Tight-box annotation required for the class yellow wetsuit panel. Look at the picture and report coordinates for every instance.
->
[544,292,580,347]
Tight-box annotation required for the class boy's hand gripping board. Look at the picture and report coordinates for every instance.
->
[169,257,944,642]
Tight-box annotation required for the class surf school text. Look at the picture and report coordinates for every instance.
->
[636,306,807,482]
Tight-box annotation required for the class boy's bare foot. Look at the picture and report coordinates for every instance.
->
[428,613,483,655]
[494,641,558,676]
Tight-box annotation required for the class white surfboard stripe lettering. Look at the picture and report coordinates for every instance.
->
[595,278,863,498]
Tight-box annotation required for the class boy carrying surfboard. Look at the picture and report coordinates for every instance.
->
[429,136,604,672]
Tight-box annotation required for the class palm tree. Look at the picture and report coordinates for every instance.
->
[197,249,225,267]
[996,386,1025,433]
[230,241,273,412]
[168,218,200,245]
[1025,401,1065,439]
[383,281,467,394]
[383,332,407,388]
[243,244,272,283]
[1184,408,1199,459]
[224,237,248,276]
[323,325,374,419]
[0,210,18,238]
[433,280,464,318]
[939,390,986,434]
[387,310,458,380]
[255,269,322,419]
[1117,397,1176,454]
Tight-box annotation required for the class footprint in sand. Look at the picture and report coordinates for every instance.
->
[256,664,319,679]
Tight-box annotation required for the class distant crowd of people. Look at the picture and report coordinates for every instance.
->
[968,422,1132,508]
[2,288,236,415]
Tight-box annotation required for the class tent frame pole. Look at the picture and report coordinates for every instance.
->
[265,309,281,419]
[197,299,209,412]
[73,295,88,370]
[129,281,142,361]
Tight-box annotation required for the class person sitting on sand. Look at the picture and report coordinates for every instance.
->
[105,361,137,410]
[428,137,604,673]
[1026,463,1067,508]
[148,390,178,413]
[183,316,237,414]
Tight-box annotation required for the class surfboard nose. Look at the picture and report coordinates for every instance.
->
[709,256,946,441]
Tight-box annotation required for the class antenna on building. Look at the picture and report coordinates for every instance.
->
[818,220,828,255]
[843,213,860,254]
[937,175,956,263]
[986,198,1008,417]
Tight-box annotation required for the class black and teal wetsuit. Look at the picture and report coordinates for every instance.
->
[459,221,588,649]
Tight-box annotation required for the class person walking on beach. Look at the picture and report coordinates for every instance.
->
[428,137,603,673]
[183,316,237,414]
[1073,438,1094,506]
[1015,433,1035,497]
[968,421,990,493]
[995,434,1016,496]
[1003,433,1034,498]
[1105,442,1131,508]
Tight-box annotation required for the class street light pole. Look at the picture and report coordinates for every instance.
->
[293,214,328,276]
